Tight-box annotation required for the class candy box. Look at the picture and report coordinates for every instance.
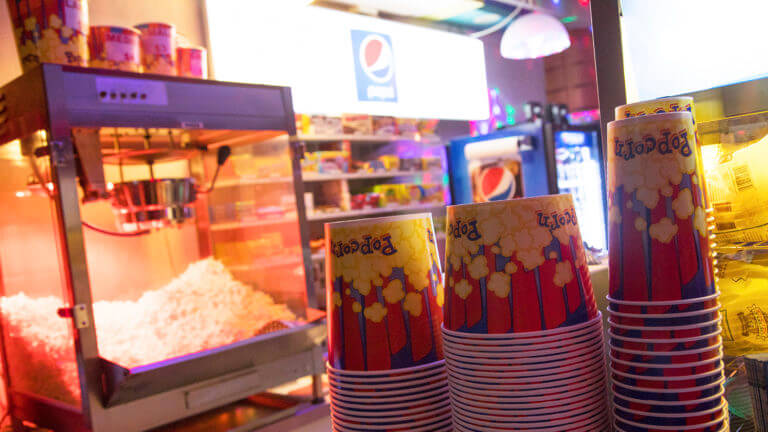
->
[342,114,374,135]
[373,116,398,136]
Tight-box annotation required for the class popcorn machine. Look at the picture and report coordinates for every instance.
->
[0,65,325,431]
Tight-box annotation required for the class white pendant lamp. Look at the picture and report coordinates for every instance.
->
[499,12,571,59]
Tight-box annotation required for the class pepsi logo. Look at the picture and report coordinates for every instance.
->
[359,34,394,84]
[479,166,516,202]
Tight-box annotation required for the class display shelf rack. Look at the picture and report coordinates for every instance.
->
[215,176,293,188]
[307,203,444,222]
[297,134,440,144]
[303,170,439,182]
[209,217,298,231]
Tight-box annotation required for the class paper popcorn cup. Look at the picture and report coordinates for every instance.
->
[88,26,140,72]
[613,392,724,416]
[445,194,597,334]
[607,112,714,302]
[443,323,602,353]
[135,22,176,75]
[608,304,722,329]
[331,392,447,411]
[7,0,89,71]
[614,414,725,432]
[610,333,722,356]
[445,332,603,361]
[325,213,443,371]
[614,408,726,430]
[176,46,207,78]
[326,360,445,383]
[608,292,720,315]
[454,415,607,432]
[609,316,722,341]
[614,96,713,245]
[331,408,452,431]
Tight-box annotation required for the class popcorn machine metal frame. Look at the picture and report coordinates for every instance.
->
[0,64,325,432]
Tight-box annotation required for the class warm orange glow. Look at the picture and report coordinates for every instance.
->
[700,145,719,173]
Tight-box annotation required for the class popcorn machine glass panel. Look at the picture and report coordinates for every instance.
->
[0,134,81,405]
[2,127,309,406]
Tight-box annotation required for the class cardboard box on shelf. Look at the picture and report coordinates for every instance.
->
[342,114,374,135]
[372,116,398,136]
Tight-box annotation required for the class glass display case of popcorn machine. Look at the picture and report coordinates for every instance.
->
[0,64,325,432]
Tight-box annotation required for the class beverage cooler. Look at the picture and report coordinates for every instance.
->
[554,128,607,252]
[0,65,325,432]
[591,2,768,429]
[448,118,607,253]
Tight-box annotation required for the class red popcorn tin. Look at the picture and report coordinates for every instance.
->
[135,22,176,75]
[607,112,714,302]
[88,26,140,72]
[176,46,207,79]
[7,0,89,71]
[325,213,443,371]
[444,194,597,334]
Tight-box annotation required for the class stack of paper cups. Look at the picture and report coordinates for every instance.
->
[606,107,728,432]
[325,213,450,431]
[443,195,610,431]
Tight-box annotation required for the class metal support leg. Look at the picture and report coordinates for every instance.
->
[311,374,323,404]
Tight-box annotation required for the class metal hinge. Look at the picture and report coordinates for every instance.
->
[57,304,91,329]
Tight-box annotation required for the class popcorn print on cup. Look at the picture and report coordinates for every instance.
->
[8,0,89,71]
[325,213,443,371]
[606,112,714,303]
[444,194,598,334]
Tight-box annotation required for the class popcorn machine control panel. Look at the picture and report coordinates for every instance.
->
[95,77,168,106]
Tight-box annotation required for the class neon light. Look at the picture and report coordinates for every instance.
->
[561,16,577,24]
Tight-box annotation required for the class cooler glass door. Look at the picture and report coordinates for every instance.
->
[554,130,607,251]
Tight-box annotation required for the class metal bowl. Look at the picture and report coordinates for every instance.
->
[111,178,197,230]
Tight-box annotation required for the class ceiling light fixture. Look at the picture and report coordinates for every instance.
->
[499,12,571,59]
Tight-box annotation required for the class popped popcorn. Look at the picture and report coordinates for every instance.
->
[0,258,297,405]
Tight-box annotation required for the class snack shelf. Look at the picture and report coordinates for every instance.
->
[303,170,439,182]
[215,176,293,188]
[227,255,304,271]
[297,134,440,144]
[307,203,444,222]
[208,217,299,231]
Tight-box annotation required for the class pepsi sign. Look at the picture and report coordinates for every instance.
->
[351,30,398,103]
